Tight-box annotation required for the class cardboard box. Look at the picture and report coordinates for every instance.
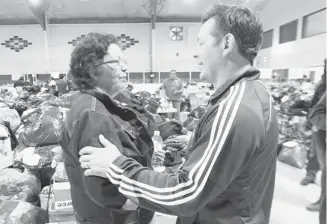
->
[48,208,76,223]
[53,181,72,211]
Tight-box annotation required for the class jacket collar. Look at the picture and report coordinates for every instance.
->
[209,68,261,105]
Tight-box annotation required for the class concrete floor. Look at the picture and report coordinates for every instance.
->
[151,161,321,224]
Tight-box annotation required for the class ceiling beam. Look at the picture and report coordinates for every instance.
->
[49,16,201,24]
[0,19,39,25]
[157,16,201,23]
[0,17,201,26]
[49,17,151,24]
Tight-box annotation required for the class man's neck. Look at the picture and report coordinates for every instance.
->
[212,62,253,89]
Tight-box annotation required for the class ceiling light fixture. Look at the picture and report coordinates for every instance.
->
[26,0,42,7]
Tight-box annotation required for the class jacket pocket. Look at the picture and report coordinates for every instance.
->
[124,128,138,141]
[116,125,150,159]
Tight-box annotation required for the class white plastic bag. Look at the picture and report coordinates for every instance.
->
[0,107,21,132]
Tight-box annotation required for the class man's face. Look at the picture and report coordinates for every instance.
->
[196,18,225,83]
[96,43,128,96]
[170,71,177,79]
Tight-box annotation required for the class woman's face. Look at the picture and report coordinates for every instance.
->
[94,44,128,96]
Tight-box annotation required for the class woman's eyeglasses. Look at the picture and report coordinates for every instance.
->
[95,59,127,67]
[94,60,120,67]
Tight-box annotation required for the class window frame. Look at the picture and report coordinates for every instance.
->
[262,29,274,49]
[302,8,327,39]
[279,19,298,44]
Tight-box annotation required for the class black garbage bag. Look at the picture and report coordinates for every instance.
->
[158,121,183,140]
[164,140,187,151]
[22,106,64,147]
[28,93,55,108]
[189,105,206,119]
[181,99,191,112]
[183,106,206,131]
[183,117,198,132]
[13,144,58,189]
[23,85,41,95]
[132,91,160,112]
[164,150,186,167]
[10,100,29,116]
[47,91,80,109]
[288,99,311,116]
[35,145,57,188]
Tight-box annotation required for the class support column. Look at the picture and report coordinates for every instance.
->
[297,17,303,40]
[43,15,51,73]
[149,0,157,78]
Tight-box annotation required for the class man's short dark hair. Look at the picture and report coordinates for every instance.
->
[19,77,24,81]
[59,73,65,79]
[201,4,263,64]
[70,33,118,90]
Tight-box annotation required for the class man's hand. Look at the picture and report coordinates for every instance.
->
[79,135,122,178]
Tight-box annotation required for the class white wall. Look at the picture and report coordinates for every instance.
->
[256,0,326,70]
[0,0,325,80]
[49,23,150,73]
[154,23,200,72]
[257,33,326,69]
[0,23,200,80]
[259,0,325,30]
[0,25,48,77]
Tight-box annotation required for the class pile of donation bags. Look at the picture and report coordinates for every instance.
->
[0,85,197,223]
[268,83,313,169]
[0,87,78,223]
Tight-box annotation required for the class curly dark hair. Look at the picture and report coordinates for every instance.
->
[70,32,118,90]
[201,4,263,64]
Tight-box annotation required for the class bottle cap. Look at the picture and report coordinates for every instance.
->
[154,131,160,136]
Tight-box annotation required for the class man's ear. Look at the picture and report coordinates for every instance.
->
[222,33,236,55]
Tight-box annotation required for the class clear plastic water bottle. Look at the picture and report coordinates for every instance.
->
[151,131,165,172]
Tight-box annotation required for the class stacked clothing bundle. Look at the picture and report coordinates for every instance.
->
[267,82,313,169]
[0,86,78,222]
[0,82,196,222]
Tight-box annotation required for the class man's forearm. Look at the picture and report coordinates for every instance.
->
[107,155,202,216]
